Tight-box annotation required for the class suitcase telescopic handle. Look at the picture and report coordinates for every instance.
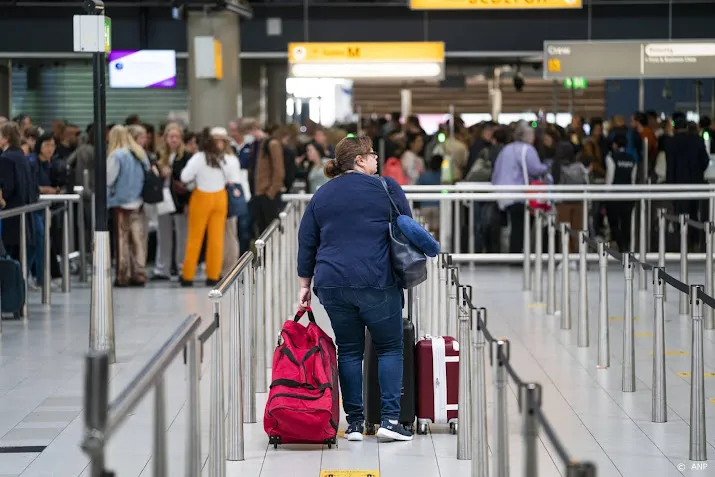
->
[294,308,316,323]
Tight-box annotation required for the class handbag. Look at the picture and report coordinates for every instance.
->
[141,159,164,205]
[379,177,427,289]
[156,187,176,216]
[221,163,249,218]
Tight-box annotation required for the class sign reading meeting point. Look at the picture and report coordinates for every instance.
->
[288,42,445,64]
[410,0,581,9]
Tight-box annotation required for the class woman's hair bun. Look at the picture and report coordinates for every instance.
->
[323,158,340,178]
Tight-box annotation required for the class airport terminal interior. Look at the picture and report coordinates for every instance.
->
[4,0,715,476]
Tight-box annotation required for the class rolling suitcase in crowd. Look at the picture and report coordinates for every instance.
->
[363,299,417,435]
[0,250,26,320]
[264,308,340,449]
[415,335,460,435]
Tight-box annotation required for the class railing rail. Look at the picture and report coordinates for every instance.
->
[81,314,202,477]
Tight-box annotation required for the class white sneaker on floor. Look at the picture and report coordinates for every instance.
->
[27,277,40,291]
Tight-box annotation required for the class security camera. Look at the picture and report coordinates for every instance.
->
[81,0,105,15]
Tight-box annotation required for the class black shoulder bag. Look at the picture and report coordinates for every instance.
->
[379,177,427,289]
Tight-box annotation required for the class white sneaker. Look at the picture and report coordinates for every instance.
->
[27,277,40,291]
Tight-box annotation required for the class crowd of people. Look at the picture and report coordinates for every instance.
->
[0,108,711,293]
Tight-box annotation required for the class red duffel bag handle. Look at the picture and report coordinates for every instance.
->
[294,308,316,323]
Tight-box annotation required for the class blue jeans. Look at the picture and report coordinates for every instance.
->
[316,286,403,424]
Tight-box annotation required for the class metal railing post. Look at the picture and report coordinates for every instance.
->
[560,223,571,329]
[77,195,88,282]
[534,210,544,303]
[447,266,459,338]
[42,205,52,305]
[639,199,647,291]
[81,351,110,477]
[456,285,472,460]
[19,211,28,318]
[226,281,245,460]
[652,267,667,423]
[578,230,589,347]
[153,376,167,477]
[264,237,274,371]
[622,253,636,392]
[272,233,280,352]
[705,223,714,330]
[689,285,707,461]
[254,242,267,393]
[492,340,510,477]
[680,214,689,316]
[242,272,256,424]
[523,206,532,291]
[658,208,667,301]
[455,198,462,253]
[185,335,201,477]
[597,240,610,369]
[522,383,541,477]
[546,213,556,316]
[471,307,489,477]
[61,201,71,293]
[207,299,226,476]
[432,256,439,336]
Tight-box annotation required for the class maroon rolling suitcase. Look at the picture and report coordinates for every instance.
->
[415,335,460,435]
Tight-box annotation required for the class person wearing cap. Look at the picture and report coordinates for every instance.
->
[180,126,242,287]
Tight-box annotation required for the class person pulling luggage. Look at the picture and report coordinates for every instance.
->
[297,135,414,442]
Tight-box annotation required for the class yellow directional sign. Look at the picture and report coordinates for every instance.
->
[320,472,380,477]
[288,42,444,64]
[410,0,582,9]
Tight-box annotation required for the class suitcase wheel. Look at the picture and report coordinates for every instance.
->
[365,423,377,436]
[269,436,282,449]
[417,423,429,435]
[324,437,337,449]
[449,422,458,435]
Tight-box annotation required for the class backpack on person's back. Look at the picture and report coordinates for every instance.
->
[382,157,408,185]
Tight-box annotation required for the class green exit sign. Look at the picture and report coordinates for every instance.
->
[104,16,112,53]
[564,77,587,89]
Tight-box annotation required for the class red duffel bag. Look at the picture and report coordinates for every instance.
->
[264,308,339,448]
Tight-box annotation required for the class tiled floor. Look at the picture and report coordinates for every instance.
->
[2,263,715,476]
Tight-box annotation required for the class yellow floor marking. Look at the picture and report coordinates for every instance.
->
[634,332,653,338]
[609,316,641,322]
[320,471,380,477]
[677,372,715,378]
[528,303,546,308]
[649,350,689,356]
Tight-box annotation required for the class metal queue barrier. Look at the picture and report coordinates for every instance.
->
[81,314,203,477]
[80,201,302,476]
[425,252,598,476]
[535,208,715,462]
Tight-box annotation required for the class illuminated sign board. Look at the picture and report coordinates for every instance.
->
[288,42,445,79]
[544,40,715,79]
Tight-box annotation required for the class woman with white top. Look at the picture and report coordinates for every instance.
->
[106,125,154,287]
[180,127,240,287]
[400,133,425,185]
[152,123,193,280]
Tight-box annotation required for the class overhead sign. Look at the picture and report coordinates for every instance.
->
[544,40,715,79]
[563,77,587,89]
[410,0,581,9]
[288,42,444,63]
[288,42,445,80]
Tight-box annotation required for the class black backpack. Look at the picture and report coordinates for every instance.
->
[262,139,297,192]
[137,154,164,204]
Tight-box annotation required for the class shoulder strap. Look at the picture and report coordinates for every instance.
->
[379,177,401,220]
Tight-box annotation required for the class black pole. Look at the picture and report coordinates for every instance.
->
[92,51,108,232]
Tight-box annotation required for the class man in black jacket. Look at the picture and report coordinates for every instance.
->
[666,114,711,246]
[0,121,38,260]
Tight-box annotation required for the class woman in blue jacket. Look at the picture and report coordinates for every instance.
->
[297,135,414,443]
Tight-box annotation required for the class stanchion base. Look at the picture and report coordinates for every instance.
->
[89,231,116,364]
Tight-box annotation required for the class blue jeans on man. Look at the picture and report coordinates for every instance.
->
[316,285,412,440]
